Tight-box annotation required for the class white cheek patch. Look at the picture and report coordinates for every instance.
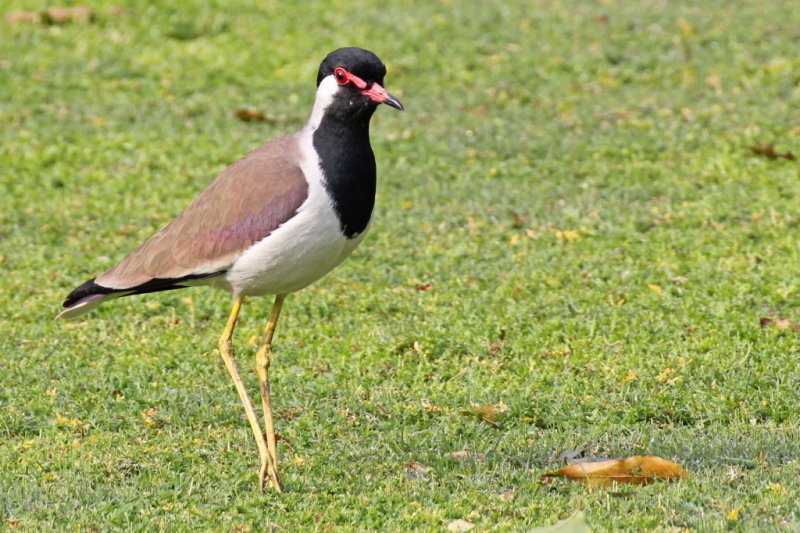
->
[305,75,339,131]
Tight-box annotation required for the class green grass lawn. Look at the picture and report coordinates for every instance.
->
[2,0,800,530]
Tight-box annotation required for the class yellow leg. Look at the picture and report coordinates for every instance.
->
[217,295,281,493]
[255,294,286,493]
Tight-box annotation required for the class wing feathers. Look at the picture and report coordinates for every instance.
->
[95,134,309,290]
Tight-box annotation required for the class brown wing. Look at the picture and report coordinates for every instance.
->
[96,134,309,290]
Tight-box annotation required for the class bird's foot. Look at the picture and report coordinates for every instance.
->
[259,459,283,494]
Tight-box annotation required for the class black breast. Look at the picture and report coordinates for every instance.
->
[312,108,377,239]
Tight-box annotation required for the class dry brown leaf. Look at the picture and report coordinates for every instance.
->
[760,317,800,331]
[41,6,93,25]
[405,461,428,473]
[274,432,295,452]
[447,519,475,532]
[234,107,267,122]
[542,455,688,487]
[488,328,506,356]
[724,465,744,482]
[498,489,514,501]
[448,450,487,461]
[414,283,434,291]
[280,406,304,422]
[750,143,795,161]
[459,403,507,428]
[404,461,430,480]
[488,339,504,356]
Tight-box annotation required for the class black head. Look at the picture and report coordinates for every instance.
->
[317,48,386,87]
[314,47,404,115]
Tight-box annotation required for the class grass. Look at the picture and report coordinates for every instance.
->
[2,0,800,530]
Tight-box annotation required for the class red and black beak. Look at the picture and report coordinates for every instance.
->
[361,82,404,111]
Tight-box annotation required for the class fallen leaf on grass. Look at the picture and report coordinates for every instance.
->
[234,107,266,122]
[655,367,675,383]
[727,505,742,522]
[448,450,487,461]
[404,461,430,480]
[542,456,688,487]
[141,407,164,428]
[54,412,88,436]
[622,369,638,382]
[755,449,768,467]
[41,6,93,24]
[648,284,664,297]
[421,398,443,414]
[530,510,592,533]
[498,489,514,501]
[414,283,434,291]
[750,143,795,161]
[488,338,504,356]
[555,229,581,243]
[488,328,506,356]
[447,519,475,532]
[274,433,295,453]
[459,402,508,428]
[724,465,744,482]
[760,317,800,331]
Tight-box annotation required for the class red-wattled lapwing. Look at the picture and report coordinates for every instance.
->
[57,47,403,492]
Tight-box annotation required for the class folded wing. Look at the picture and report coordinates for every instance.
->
[96,134,309,290]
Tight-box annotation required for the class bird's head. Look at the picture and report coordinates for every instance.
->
[314,47,403,123]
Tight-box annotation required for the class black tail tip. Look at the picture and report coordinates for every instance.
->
[63,278,115,308]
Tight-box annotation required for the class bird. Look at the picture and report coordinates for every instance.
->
[57,47,403,492]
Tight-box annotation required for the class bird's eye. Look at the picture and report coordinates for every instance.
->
[334,67,348,85]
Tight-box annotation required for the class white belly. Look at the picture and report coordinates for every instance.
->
[225,179,368,297]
